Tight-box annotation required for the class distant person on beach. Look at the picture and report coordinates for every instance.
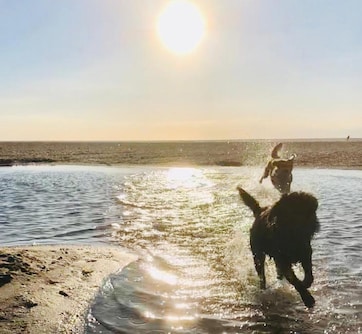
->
[347,135,350,141]
[259,143,296,194]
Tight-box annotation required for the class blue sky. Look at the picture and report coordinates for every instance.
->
[1,0,361,140]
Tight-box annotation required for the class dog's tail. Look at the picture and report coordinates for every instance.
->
[271,143,283,159]
[237,186,262,217]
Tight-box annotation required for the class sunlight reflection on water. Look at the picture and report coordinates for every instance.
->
[86,167,361,334]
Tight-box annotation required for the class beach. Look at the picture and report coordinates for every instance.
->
[0,140,361,168]
[0,245,136,334]
[0,142,361,333]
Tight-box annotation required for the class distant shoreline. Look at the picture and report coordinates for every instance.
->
[1,140,361,169]
[0,138,361,143]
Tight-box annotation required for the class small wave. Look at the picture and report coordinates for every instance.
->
[95,223,121,231]
[116,194,155,210]
[52,227,96,238]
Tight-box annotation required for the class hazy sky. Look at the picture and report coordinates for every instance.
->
[1,0,361,141]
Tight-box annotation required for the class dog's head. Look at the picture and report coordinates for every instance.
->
[268,191,320,236]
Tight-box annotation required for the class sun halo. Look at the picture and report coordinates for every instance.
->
[156,0,206,56]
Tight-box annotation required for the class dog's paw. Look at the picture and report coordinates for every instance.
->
[301,291,315,308]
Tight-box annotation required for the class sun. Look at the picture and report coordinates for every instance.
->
[156,0,206,55]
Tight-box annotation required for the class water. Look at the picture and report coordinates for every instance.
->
[0,165,361,333]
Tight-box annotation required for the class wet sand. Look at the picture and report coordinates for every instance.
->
[0,245,137,334]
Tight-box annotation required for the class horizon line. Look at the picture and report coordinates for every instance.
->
[0,137,360,143]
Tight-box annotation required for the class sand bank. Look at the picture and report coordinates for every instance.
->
[0,140,361,168]
[0,245,137,334]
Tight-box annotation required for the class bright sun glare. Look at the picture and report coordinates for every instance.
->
[156,0,206,55]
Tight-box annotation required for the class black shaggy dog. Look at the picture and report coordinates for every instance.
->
[237,186,320,308]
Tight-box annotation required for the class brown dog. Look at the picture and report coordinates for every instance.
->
[237,186,320,308]
[259,143,296,194]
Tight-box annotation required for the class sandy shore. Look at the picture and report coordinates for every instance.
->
[0,245,137,334]
[0,140,361,168]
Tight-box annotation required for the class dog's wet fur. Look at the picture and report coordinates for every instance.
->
[237,186,320,308]
[259,143,296,194]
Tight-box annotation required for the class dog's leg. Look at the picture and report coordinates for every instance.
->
[282,266,315,308]
[253,252,266,289]
[259,162,272,184]
[250,234,266,289]
[301,250,314,288]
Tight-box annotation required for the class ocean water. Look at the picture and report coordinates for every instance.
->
[0,165,361,333]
